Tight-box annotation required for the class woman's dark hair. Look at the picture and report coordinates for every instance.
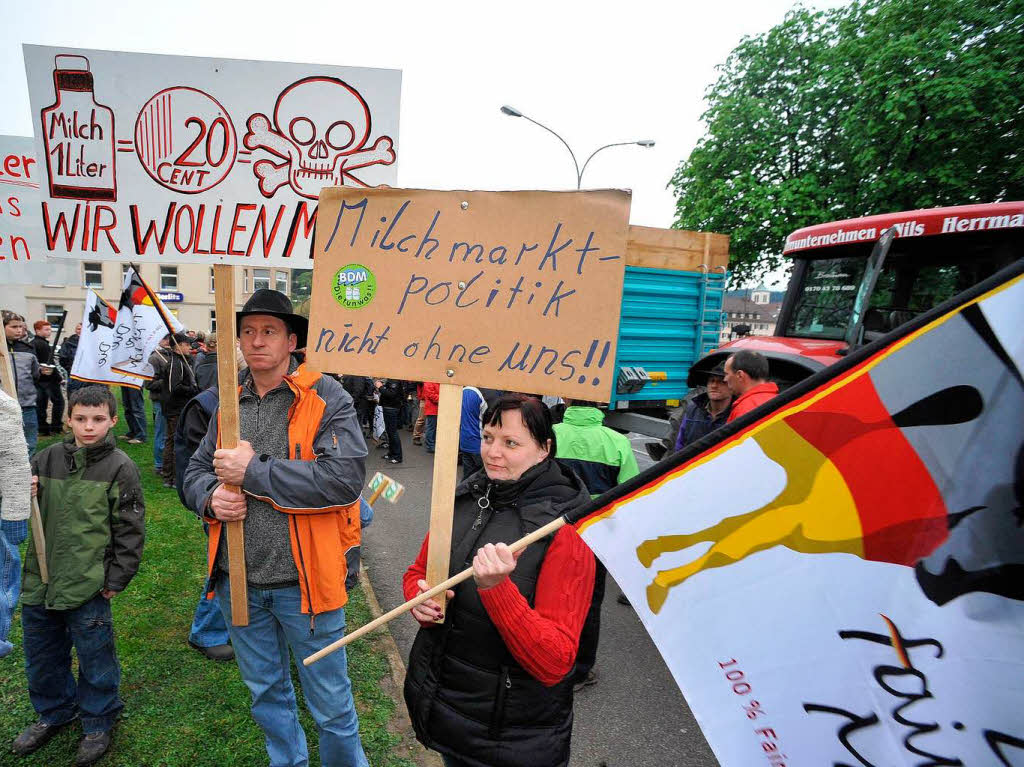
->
[482,393,556,454]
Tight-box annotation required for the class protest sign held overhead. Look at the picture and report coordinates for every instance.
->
[307,188,631,400]
[22,45,401,266]
[0,134,80,287]
[568,260,1024,766]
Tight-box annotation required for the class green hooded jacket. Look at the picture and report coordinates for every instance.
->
[24,431,145,610]
[553,406,640,498]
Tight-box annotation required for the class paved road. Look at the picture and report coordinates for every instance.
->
[361,430,718,767]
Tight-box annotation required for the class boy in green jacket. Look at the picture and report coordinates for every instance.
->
[12,385,145,766]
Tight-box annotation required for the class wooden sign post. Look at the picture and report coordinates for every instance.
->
[213,264,248,626]
[0,340,48,584]
[424,383,463,618]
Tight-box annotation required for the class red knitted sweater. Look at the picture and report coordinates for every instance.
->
[403,526,596,687]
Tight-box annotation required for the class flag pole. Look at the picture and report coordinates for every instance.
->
[303,515,568,666]
[129,263,178,339]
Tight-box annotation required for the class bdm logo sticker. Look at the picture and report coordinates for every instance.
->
[332,263,376,309]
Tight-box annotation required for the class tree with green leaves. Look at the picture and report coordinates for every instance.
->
[671,0,1024,284]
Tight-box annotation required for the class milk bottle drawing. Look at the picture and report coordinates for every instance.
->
[40,55,117,201]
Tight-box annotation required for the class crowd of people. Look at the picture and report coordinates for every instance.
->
[0,292,780,766]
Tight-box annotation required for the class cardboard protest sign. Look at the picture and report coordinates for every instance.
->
[0,135,80,286]
[22,45,401,266]
[307,188,631,400]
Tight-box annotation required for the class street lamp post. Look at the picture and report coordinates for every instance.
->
[500,104,654,189]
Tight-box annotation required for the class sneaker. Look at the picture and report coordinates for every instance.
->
[573,670,598,693]
[388,458,402,464]
[127,438,144,445]
[75,730,112,766]
[162,480,175,488]
[12,718,76,755]
[188,639,234,661]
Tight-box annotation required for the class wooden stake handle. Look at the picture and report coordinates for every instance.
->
[214,264,248,626]
[29,498,49,584]
[303,516,567,666]
[424,383,463,620]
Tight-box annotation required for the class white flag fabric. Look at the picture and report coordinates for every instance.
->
[109,268,183,380]
[70,290,140,388]
[569,262,1024,766]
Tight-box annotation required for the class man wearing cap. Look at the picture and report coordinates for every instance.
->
[673,362,733,453]
[182,289,369,767]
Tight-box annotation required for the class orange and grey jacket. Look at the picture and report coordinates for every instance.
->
[182,364,367,616]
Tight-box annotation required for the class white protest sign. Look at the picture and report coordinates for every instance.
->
[23,45,401,267]
[0,134,80,286]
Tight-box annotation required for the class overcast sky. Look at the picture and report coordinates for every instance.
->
[2,0,852,285]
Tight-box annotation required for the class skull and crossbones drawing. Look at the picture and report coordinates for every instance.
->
[243,76,395,199]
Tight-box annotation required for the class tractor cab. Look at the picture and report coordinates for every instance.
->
[689,202,1024,390]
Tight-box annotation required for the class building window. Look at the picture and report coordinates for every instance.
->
[276,270,288,294]
[209,268,216,293]
[253,268,271,292]
[160,266,178,291]
[83,262,102,288]
[210,310,217,333]
[243,269,249,293]
[44,304,65,327]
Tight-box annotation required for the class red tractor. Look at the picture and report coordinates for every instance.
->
[687,201,1024,389]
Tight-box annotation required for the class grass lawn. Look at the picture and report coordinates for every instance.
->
[0,399,417,767]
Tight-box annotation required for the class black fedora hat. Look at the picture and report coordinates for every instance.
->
[236,289,308,347]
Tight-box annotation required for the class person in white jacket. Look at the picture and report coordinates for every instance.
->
[0,388,31,658]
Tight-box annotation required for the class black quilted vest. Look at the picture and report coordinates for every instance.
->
[405,459,591,767]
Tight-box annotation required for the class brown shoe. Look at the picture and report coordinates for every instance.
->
[75,730,112,766]
[11,718,75,755]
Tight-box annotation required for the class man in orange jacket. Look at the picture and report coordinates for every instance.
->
[724,350,780,423]
[182,289,369,767]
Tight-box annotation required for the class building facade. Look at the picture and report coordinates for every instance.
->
[18,263,306,333]
[719,286,782,345]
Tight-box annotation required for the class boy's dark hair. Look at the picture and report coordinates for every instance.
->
[483,393,557,454]
[2,310,25,326]
[728,350,770,382]
[69,385,118,418]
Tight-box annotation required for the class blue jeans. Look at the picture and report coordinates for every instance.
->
[153,400,166,469]
[1,519,28,658]
[21,594,123,734]
[216,576,368,767]
[424,414,437,452]
[22,405,38,456]
[189,524,230,647]
[121,387,146,441]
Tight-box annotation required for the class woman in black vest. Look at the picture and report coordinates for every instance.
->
[404,394,596,767]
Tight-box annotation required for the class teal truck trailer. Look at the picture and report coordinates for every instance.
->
[602,225,729,436]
